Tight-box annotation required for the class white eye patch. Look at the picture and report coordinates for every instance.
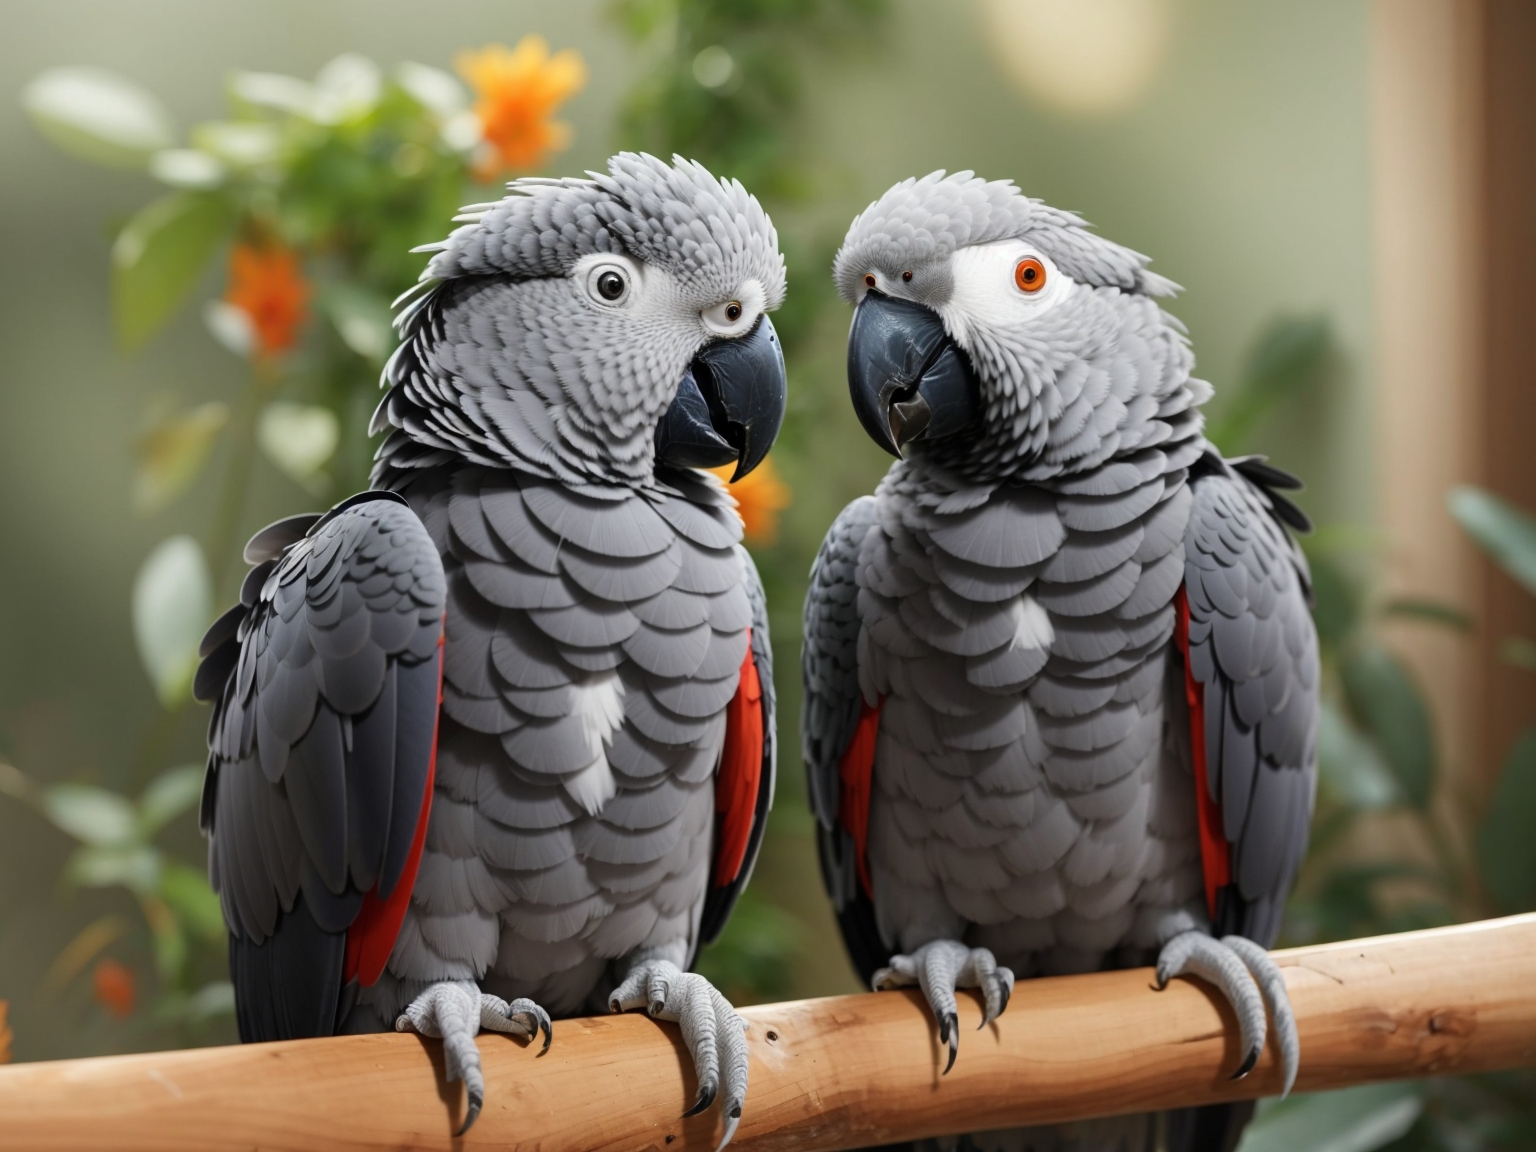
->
[939,240,1070,348]
[701,277,765,338]
[573,252,647,309]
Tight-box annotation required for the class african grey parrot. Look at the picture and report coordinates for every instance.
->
[195,153,786,1143]
[803,172,1318,1152]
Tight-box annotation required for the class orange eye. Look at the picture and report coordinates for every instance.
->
[1014,257,1046,294]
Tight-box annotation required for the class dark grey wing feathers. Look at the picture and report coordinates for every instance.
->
[802,496,888,983]
[696,548,776,948]
[198,494,445,1042]
[1184,453,1319,946]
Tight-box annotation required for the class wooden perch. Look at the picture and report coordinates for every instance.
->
[2,915,1535,1151]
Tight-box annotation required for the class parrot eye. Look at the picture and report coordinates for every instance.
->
[597,270,626,300]
[864,274,877,288]
[585,262,632,306]
[725,301,742,322]
[1014,257,1047,294]
[901,270,913,282]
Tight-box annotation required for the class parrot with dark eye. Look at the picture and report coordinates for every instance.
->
[195,153,787,1145]
[802,171,1318,1152]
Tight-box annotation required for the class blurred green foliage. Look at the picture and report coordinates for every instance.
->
[14,37,587,1045]
[9,7,1534,1147]
[1231,353,1536,1149]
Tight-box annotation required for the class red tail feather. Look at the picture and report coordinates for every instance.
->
[713,629,764,887]
[1174,586,1230,920]
[839,700,881,897]
[344,629,444,988]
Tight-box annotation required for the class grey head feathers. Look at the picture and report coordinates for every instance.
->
[372,153,787,490]
[835,171,1207,487]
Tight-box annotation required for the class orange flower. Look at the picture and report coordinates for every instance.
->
[0,1001,11,1063]
[456,37,586,179]
[709,457,792,546]
[92,958,135,1019]
[224,242,310,357]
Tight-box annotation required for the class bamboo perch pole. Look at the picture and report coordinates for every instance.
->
[2,915,1535,1152]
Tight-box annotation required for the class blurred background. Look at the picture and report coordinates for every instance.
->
[0,1,1532,1147]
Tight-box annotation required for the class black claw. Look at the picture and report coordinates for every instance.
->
[998,979,1011,1016]
[683,1081,718,1118]
[454,1089,483,1137]
[1231,1046,1259,1081]
[940,1012,959,1075]
[539,1017,553,1053]
[728,1105,742,1120]
[650,999,666,1017]
[608,998,622,1014]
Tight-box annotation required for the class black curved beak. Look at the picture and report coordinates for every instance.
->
[654,314,787,481]
[847,291,980,458]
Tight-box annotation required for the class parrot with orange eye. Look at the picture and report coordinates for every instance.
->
[803,171,1318,1152]
[196,153,786,1146]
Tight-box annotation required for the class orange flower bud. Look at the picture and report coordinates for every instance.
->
[709,457,792,546]
[224,242,311,358]
[92,958,136,1019]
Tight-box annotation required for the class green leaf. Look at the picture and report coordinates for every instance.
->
[1237,1083,1423,1152]
[320,284,395,363]
[1380,597,1473,631]
[1449,486,1536,598]
[43,785,137,846]
[312,54,383,124]
[112,192,235,349]
[1317,701,1400,810]
[1501,636,1536,672]
[258,402,339,490]
[1476,727,1536,912]
[23,67,174,168]
[1340,643,1436,809]
[190,121,283,168]
[229,71,316,117]
[149,149,226,190]
[133,400,229,514]
[65,845,162,894]
[1304,547,1363,654]
[138,766,205,836]
[1205,315,1331,452]
[132,535,212,706]
[396,62,467,116]
[159,860,226,941]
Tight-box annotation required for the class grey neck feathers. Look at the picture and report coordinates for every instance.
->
[917,290,1211,489]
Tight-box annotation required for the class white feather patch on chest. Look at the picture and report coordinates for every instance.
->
[561,671,626,815]
[1013,594,1054,650]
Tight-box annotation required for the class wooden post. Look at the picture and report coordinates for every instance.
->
[2,916,1535,1152]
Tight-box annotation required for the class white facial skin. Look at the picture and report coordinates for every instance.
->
[935,240,1072,352]
[571,252,766,343]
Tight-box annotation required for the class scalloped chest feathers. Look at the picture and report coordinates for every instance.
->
[855,447,1204,973]
[397,466,752,1012]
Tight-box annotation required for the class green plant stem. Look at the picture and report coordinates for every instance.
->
[133,360,276,789]
[207,361,278,601]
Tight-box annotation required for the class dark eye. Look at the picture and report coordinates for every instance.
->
[901,270,913,282]
[596,269,626,301]
[1014,257,1046,293]
[725,301,742,322]
[864,273,877,288]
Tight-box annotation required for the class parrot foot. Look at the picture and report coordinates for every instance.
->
[395,981,553,1136]
[1155,930,1298,1096]
[610,959,749,1151]
[872,939,1015,1074]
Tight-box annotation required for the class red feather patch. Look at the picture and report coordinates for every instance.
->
[1174,585,1230,919]
[343,629,444,988]
[713,629,764,887]
[839,699,881,897]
